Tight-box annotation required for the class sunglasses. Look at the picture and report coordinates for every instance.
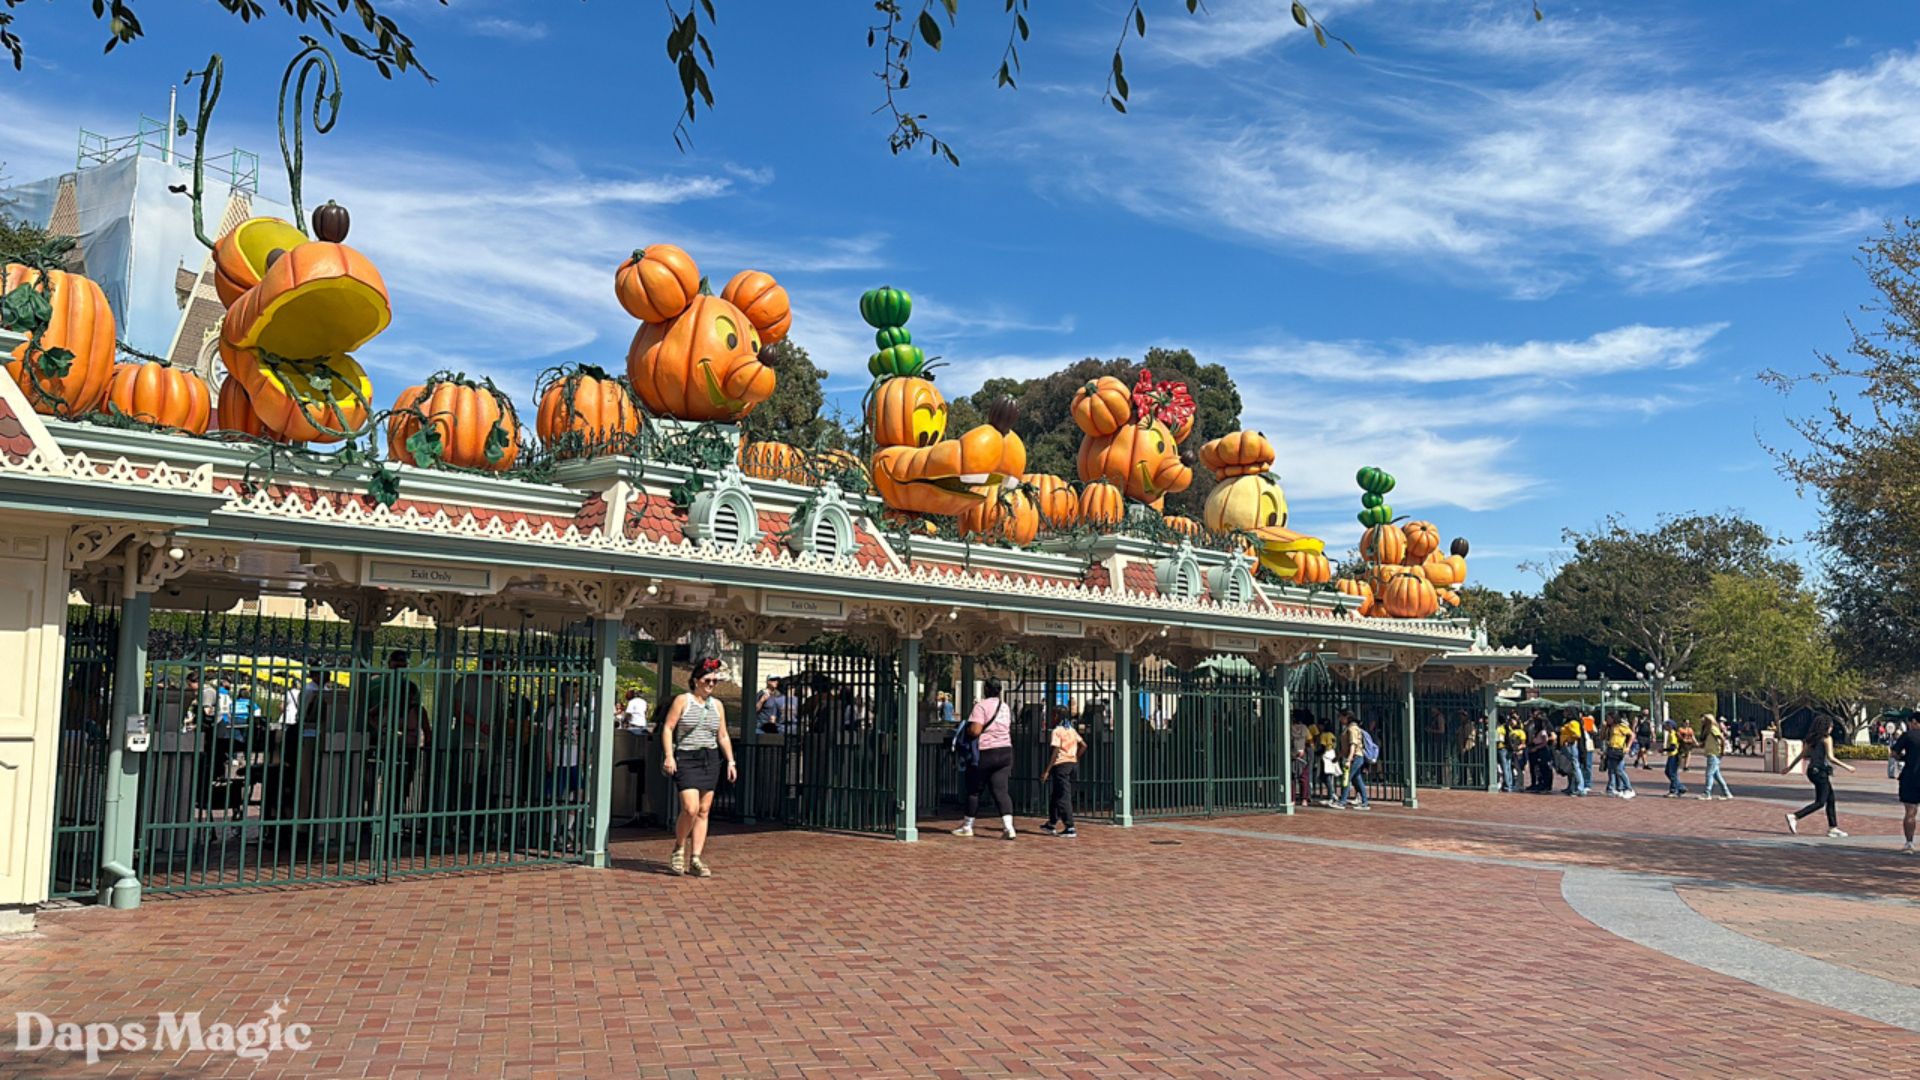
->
[698,676,719,685]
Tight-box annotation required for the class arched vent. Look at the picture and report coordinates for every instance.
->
[1206,562,1256,605]
[686,465,763,550]
[711,501,744,548]
[788,483,856,562]
[1155,544,1204,600]
[812,514,841,560]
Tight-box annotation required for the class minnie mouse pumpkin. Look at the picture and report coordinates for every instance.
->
[618,244,789,422]
[1071,370,1195,510]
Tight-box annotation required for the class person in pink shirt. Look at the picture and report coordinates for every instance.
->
[952,678,1016,839]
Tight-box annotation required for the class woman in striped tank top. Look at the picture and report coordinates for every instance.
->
[662,656,736,877]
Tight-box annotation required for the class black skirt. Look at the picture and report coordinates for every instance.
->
[673,746,721,794]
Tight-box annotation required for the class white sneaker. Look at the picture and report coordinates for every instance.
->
[1903,842,1915,855]
[1696,795,1714,801]
[1001,827,1017,841]
[1621,790,1636,800]
[1828,828,1849,838]
[951,825,973,837]
[1785,813,1798,835]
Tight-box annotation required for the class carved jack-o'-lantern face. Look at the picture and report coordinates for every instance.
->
[869,376,948,448]
[872,424,1020,516]
[627,293,775,422]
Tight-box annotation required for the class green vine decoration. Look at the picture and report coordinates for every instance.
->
[170,54,224,251]
[0,234,80,412]
[279,39,343,237]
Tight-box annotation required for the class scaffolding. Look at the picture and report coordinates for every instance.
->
[76,115,258,195]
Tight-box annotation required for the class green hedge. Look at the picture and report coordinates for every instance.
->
[1836,743,1889,761]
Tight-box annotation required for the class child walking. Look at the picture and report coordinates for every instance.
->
[1039,715,1086,838]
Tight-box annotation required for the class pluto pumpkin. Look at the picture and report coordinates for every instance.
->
[1195,430,1328,582]
[620,245,784,422]
[2,264,117,418]
[1071,368,1195,509]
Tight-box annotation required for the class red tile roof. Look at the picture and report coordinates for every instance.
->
[1123,562,1159,595]
[1085,564,1111,589]
[574,493,607,533]
[0,397,36,463]
[214,478,578,533]
[627,492,688,543]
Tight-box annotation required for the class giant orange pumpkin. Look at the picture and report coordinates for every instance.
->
[1403,520,1440,562]
[1422,551,1465,587]
[868,376,947,448]
[720,269,791,345]
[2,264,116,417]
[221,241,391,359]
[211,217,308,307]
[214,375,288,443]
[1079,480,1125,528]
[536,364,641,457]
[1198,430,1275,479]
[615,244,700,323]
[1383,574,1439,618]
[218,339,371,444]
[1335,577,1373,609]
[626,293,775,422]
[960,488,1040,546]
[105,360,212,434]
[740,440,805,481]
[388,375,521,472]
[1025,473,1078,527]
[1361,524,1406,566]
[1291,550,1333,585]
[1078,419,1191,508]
[1070,376,1132,437]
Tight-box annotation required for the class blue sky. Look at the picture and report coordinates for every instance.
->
[5,0,1920,591]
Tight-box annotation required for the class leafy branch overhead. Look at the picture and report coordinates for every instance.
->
[0,0,445,77]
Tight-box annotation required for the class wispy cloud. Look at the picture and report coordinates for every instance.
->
[469,17,548,41]
[1762,48,1920,187]
[1224,323,1726,383]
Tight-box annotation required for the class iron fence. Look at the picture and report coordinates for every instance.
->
[48,604,118,899]
[1133,659,1286,818]
[1289,666,1409,805]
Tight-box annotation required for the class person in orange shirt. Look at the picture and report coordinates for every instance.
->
[1039,714,1087,838]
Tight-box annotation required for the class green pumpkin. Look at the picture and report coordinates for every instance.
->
[1357,504,1394,527]
[860,286,913,330]
[1356,465,1396,495]
[1360,492,1384,509]
[868,343,928,379]
[875,326,913,349]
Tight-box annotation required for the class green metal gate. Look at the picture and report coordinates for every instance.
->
[1289,666,1409,805]
[1415,688,1490,791]
[747,642,899,835]
[48,604,118,899]
[1133,658,1286,818]
[1006,658,1115,822]
[62,610,602,896]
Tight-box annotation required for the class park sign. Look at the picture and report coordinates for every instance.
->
[359,558,493,594]
[761,592,847,619]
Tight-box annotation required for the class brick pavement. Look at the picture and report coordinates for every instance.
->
[1,790,1917,1078]
[1679,886,1920,992]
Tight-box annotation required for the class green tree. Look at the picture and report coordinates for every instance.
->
[1689,573,1857,736]
[1767,219,1920,690]
[1,1,439,76]
[1450,586,1546,651]
[1531,513,1797,684]
[738,338,846,451]
[957,347,1240,519]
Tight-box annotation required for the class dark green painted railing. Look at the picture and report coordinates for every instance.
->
[1133,661,1287,819]
[48,603,118,899]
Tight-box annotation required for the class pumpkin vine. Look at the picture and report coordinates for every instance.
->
[278,39,344,238]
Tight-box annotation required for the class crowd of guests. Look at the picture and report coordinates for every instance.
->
[1492,710,1739,802]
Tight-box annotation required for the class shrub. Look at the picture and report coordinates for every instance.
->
[1836,743,1889,760]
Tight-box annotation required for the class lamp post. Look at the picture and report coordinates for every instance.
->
[1644,662,1665,730]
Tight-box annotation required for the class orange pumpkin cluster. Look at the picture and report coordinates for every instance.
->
[1342,519,1471,619]
[1070,373,1194,510]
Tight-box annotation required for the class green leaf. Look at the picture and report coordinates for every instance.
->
[1292,2,1309,29]
[0,283,51,334]
[37,346,73,378]
[1314,24,1327,48]
[484,421,511,465]
[1109,96,1127,114]
[918,10,943,50]
[1018,13,1030,40]
[1114,70,1129,99]
[941,0,959,17]
[367,463,401,507]
[1134,7,1146,36]
[1112,52,1124,77]
[406,426,443,468]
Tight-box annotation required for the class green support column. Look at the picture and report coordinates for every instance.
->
[99,588,150,909]
[738,642,759,824]
[1114,650,1134,828]
[650,640,673,823]
[1483,683,1500,794]
[587,616,621,868]
[896,636,921,842]
[1279,665,1294,816]
[959,654,976,718]
[1402,669,1419,809]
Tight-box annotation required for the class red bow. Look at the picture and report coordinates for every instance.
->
[1130,369,1195,431]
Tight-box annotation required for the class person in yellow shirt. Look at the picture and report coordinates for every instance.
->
[1602,716,1637,799]
[1496,716,1527,793]
[1557,714,1591,796]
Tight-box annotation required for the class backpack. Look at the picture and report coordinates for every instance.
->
[1552,746,1575,777]
[948,721,978,770]
[1361,729,1380,765]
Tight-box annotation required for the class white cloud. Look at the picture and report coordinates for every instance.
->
[1763,48,1920,187]
[1225,322,1726,383]
[1146,0,1377,65]
[470,17,548,41]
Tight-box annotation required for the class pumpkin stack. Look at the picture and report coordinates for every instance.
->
[861,285,1023,522]
[1069,370,1195,517]
[210,202,389,444]
[1337,464,1471,618]
[1193,429,1329,583]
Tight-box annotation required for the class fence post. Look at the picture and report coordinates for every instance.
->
[1483,683,1499,794]
[738,641,758,824]
[1279,666,1294,815]
[587,616,620,868]
[649,640,673,823]
[1401,669,1419,809]
[98,586,150,908]
[895,635,920,842]
[959,654,976,718]
[1114,650,1134,827]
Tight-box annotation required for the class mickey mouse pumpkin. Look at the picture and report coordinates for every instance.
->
[618,244,788,422]
[1071,370,1195,510]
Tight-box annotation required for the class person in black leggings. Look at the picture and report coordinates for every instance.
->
[953,679,1016,840]
[1785,715,1857,838]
